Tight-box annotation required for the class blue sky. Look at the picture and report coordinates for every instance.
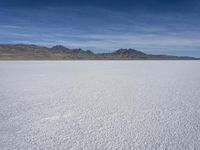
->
[0,0,200,56]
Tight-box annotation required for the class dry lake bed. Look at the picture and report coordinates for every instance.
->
[0,61,200,150]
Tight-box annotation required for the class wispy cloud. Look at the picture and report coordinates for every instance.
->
[0,6,200,56]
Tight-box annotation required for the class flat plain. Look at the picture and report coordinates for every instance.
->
[0,61,200,150]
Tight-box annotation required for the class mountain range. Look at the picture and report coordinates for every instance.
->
[0,44,199,60]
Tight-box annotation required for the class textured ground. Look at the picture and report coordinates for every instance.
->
[0,61,200,150]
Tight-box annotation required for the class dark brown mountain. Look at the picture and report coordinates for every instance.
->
[99,48,199,60]
[99,48,147,60]
[0,44,98,60]
[0,44,199,60]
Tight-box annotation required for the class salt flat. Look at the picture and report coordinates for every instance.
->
[0,61,200,150]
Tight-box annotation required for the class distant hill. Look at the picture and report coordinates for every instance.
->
[0,44,199,60]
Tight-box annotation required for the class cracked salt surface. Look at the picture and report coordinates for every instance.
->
[0,61,200,150]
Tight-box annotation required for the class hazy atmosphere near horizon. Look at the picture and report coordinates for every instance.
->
[0,0,200,56]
